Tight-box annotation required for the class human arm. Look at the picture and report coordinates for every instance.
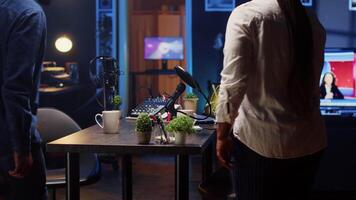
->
[2,10,46,177]
[216,123,233,169]
[215,10,253,168]
[8,152,33,179]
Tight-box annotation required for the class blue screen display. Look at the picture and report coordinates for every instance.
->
[320,49,356,115]
[144,37,184,60]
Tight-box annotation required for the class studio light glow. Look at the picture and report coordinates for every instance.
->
[55,36,73,53]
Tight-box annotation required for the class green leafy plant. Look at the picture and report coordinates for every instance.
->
[184,92,198,99]
[112,95,122,110]
[166,116,195,134]
[135,113,153,133]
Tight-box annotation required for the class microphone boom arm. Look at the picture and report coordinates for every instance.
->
[174,65,212,121]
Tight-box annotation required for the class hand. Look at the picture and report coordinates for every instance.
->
[216,137,234,169]
[325,92,334,99]
[8,152,33,179]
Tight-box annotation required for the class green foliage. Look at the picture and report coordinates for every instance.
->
[135,113,152,132]
[185,92,198,99]
[112,95,122,110]
[166,116,195,134]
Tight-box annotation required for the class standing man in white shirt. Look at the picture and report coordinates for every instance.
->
[216,0,327,199]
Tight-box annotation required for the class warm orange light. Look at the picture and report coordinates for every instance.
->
[55,36,73,53]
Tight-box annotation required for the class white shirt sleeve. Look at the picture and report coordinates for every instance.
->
[215,9,253,124]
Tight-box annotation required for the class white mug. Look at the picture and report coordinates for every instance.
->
[95,110,121,134]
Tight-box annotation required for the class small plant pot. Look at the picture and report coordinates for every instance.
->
[137,131,152,144]
[183,98,198,113]
[174,132,187,145]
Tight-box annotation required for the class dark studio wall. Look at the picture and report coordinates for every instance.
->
[41,0,96,83]
[314,0,356,48]
[37,1,99,129]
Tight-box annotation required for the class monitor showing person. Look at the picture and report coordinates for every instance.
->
[320,72,344,99]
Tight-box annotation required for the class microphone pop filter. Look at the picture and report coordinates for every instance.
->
[175,65,198,89]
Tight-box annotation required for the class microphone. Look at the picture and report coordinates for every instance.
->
[164,83,186,113]
[154,83,186,144]
[90,56,119,110]
[174,65,200,90]
[174,65,212,121]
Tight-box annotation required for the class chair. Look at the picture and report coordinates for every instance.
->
[37,108,101,200]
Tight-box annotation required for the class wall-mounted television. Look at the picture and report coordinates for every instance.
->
[320,49,356,115]
[144,37,184,60]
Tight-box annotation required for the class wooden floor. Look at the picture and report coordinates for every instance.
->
[52,155,356,200]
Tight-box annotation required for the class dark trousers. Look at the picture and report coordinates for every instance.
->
[233,138,323,200]
[0,145,47,200]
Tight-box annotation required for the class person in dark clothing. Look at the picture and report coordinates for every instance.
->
[320,72,344,99]
[0,0,47,199]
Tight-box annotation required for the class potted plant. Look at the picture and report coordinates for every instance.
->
[135,113,153,144]
[166,116,195,145]
[112,95,122,110]
[112,95,122,127]
[183,92,198,113]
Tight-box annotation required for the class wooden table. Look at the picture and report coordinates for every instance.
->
[47,120,215,200]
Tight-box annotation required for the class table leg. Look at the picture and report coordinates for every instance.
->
[122,155,132,200]
[175,154,189,200]
[66,152,80,200]
[202,142,213,181]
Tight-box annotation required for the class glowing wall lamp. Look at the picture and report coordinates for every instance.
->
[55,36,73,53]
